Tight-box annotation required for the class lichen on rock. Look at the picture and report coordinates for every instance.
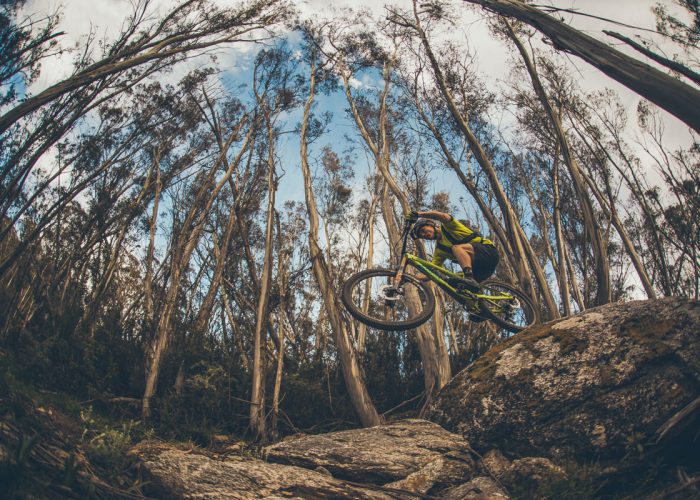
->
[426,297,700,462]
[263,419,477,492]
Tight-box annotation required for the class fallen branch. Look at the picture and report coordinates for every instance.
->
[655,395,700,444]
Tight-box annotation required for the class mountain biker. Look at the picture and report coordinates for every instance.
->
[406,209,499,291]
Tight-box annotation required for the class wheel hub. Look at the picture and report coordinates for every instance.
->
[378,284,402,304]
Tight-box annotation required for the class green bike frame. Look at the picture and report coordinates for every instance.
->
[396,253,478,307]
[394,222,515,317]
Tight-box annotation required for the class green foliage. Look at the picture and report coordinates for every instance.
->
[80,406,146,481]
[158,360,248,443]
[362,330,425,415]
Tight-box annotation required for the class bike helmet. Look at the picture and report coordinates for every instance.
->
[411,218,437,239]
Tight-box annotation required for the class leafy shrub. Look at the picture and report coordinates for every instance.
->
[80,407,140,479]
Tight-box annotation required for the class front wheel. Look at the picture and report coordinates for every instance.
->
[341,268,436,331]
[477,279,539,334]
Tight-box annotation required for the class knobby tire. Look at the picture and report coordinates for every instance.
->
[341,268,436,331]
[477,279,539,333]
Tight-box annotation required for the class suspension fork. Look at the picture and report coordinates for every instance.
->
[394,221,413,287]
[394,254,409,286]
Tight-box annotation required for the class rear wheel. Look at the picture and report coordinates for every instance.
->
[341,268,435,331]
[477,279,539,334]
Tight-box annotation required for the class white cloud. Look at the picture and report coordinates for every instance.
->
[348,75,363,88]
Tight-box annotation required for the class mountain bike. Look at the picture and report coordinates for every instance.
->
[341,219,539,334]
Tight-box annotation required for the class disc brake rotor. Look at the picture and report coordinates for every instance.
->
[378,284,402,302]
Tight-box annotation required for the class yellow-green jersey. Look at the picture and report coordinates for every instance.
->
[432,217,494,267]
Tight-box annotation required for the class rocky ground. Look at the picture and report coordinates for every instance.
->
[2,297,699,498]
[132,420,510,499]
[129,297,699,499]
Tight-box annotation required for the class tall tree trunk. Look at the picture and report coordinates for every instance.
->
[271,214,288,440]
[356,193,378,355]
[552,157,571,315]
[462,0,700,133]
[565,242,586,310]
[445,311,459,355]
[142,117,255,419]
[300,47,381,427]
[338,54,451,393]
[431,287,450,378]
[249,99,278,440]
[504,21,610,305]
[144,160,162,322]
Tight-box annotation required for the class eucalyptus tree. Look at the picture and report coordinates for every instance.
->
[459,0,700,133]
[550,83,699,299]
[0,0,62,108]
[321,15,452,395]
[0,75,208,393]
[270,211,293,439]
[0,70,212,354]
[0,0,290,263]
[142,92,261,419]
[386,0,560,318]
[298,22,381,427]
[633,105,699,298]
[499,20,613,306]
[247,45,299,440]
[0,0,290,134]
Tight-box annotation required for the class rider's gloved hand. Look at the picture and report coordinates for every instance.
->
[406,209,420,223]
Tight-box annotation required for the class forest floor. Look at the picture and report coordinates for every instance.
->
[0,352,152,498]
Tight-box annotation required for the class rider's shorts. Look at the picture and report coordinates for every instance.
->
[472,243,499,282]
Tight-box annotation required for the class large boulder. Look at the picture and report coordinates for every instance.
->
[264,419,477,493]
[426,297,700,462]
[130,441,394,499]
[130,420,481,499]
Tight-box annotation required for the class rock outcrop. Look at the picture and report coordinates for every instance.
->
[131,420,480,498]
[130,440,395,499]
[426,297,700,462]
[128,298,699,498]
[264,418,476,491]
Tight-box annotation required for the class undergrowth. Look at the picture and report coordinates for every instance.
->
[0,351,151,497]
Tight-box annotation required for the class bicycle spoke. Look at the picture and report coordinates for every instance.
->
[342,269,435,331]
